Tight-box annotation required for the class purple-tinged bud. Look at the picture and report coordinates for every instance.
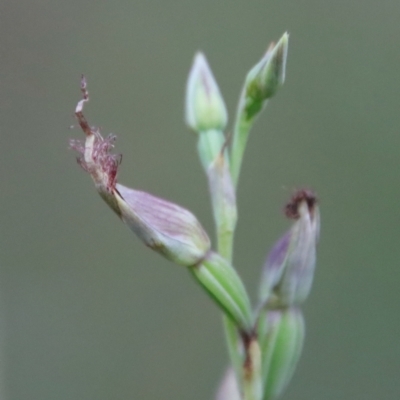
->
[259,190,320,307]
[70,78,210,267]
[114,184,210,266]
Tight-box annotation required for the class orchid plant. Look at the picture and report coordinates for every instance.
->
[70,32,320,400]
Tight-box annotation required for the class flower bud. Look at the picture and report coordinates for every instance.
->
[259,190,319,307]
[230,32,289,186]
[185,52,228,132]
[71,80,210,267]
[257,308,305,400]
[191,252,253,331]
[115,184,210,266]
[243,32,289,120]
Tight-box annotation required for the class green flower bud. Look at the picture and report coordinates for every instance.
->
[230,32,289,186]
[185,52,228,132]
[191,252,253,331]
[71,79,210,267]
[243,32,289,120]
[257,308,305,400]
[259,190,320,307]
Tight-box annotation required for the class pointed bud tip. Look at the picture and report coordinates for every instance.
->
[241,32,289,120]
[185,51,228,131]
[275,32,289,84]
[193,51,208,68]
[265,31,289,86]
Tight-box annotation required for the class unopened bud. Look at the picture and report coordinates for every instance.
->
[230,33,289,186]
[243,32,289,120]
[259,189,319,307]
[115,184,210,266]
[185,52,228,132]
[258,308,305,400]
[191,252,253,331]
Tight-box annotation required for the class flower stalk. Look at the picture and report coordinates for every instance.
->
[70,33,319,400]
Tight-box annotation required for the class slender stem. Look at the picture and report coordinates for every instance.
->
[217,225,235,263]
[198,109,262,400]
[230,112,252,188]
[214,174,246,397]
[215,175,263,400]
[218,231,233,264]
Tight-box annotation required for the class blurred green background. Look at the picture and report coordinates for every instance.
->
[1,0,400,399]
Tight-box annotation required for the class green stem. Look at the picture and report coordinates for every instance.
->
[214,177,246,397]
[215,174,262,400]
[230,111,252,187]
[198,115,262,400]
[217,224,235,263]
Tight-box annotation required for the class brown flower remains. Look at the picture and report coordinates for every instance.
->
[284,189,317,220]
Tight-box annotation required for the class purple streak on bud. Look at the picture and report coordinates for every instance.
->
[258,231,290,305]
[115,184,211,266]
[266,231,291,273]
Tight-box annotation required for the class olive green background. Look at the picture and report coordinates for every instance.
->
[1,1,399,399]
